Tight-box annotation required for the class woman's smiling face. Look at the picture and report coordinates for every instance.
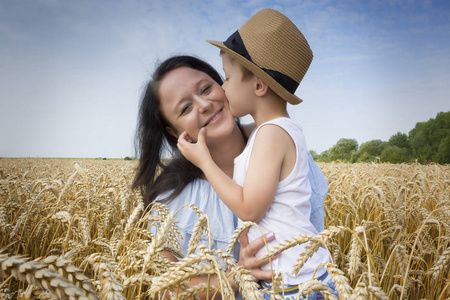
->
[158,67,236,144]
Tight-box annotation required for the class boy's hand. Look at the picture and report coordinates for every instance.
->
[177,127,211,169]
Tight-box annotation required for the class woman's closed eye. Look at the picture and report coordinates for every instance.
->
[180,103,192,116]
[201,85,212,95]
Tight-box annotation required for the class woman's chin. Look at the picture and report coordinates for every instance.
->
[206,122,236,143]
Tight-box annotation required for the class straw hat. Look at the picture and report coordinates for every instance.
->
[207,8,313,105]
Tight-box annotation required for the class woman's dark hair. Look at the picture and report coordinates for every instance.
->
[132,55,230,208]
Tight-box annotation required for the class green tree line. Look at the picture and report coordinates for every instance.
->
[311,111,450,164]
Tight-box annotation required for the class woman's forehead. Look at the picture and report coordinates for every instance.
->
[164,67,210,86]
[160,67,210,98]
[160,67,207,88]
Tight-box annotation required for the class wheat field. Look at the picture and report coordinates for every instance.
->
[0,158,448,299]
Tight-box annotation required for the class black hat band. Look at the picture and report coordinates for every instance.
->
[223,30,299,94]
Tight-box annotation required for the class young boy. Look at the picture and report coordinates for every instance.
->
[177,8,337,298]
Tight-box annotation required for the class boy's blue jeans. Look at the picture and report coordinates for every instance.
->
[260,271,339,300]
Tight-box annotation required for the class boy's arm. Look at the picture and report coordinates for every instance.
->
[178,126,288,222]
[236,124,288,221]
[177,129,247,218]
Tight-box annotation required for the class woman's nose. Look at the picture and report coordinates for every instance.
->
[197,97,212,113]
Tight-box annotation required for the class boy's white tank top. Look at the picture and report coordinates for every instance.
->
[233,117,329,285]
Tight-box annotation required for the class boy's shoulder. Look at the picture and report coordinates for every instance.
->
[255,120,295,142]
[260,117,302,131]
[255,117,305,143]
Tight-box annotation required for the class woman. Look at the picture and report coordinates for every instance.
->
[132,55,328,298]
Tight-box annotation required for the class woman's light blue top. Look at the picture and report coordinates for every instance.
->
[307,152,328,232]
[154,177,241,261]
[152,152,327,262]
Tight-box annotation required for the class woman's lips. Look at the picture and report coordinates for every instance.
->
[204,108,223,127]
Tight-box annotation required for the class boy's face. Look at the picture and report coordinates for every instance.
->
[221,53,255,118]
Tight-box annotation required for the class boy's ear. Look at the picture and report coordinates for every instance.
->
[254,77,270,97]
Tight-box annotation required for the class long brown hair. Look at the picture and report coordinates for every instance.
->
[132,55,242,208]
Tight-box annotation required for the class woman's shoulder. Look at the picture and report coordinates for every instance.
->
[156,178,233,218]
[156,178,211,208]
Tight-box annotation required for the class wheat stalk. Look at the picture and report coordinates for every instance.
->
[37,255,97,299]
[350,281,368,300]
[226,221,258,255]
[187,214,209,255]
[296,279,338,300]
[85,253,124,300]
[2,159,449,299]
[319,262,353,299]
[347,226,364,281]
[0,253,97,299]
[429,245,450,280]
[217,249,262,300]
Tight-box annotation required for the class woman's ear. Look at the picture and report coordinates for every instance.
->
[166,127,178,138]
[254,77,270,97]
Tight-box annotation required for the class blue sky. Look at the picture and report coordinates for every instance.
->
[1,0,449,158]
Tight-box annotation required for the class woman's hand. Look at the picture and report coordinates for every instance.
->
[237,228,280,282]
[177,128,211,169]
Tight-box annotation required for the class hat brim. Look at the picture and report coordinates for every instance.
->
[207,40,303,105]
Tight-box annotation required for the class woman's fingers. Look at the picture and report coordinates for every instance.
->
[249,269,274,282]
[239,230,280,275]
[246,232,275,256]
[238,227,250,248]
[256,252,281,267]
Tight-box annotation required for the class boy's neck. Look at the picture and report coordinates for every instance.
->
[251,94,289,127]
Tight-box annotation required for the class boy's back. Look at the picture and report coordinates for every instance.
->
[233,117,329,284]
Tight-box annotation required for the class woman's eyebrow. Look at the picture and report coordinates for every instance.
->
[196,79,210,87]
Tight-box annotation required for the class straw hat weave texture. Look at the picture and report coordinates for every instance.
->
[208,8,313,104]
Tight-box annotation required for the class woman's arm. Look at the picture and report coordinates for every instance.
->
[160,230,277,299]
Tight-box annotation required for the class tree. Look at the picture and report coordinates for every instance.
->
[351,139,387,162]
[317,150,332,162]
[389,132,410,150]
[409,111,450,163]
[315,111,448,164]
[436,136,450,164]
[330,138,358,162]
[309,150,319,160]
[380,146,411,163]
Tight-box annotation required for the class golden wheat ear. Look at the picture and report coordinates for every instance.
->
[0,253,98,299]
